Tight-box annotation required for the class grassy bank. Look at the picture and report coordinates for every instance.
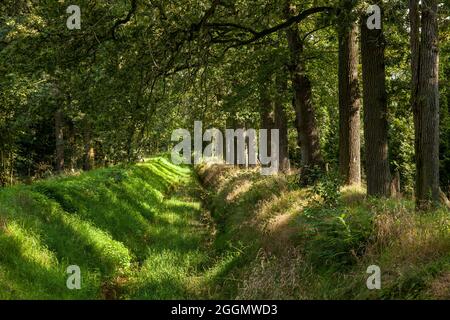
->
[0,157,214,299]
[196,163,450,300]
[1,157,448,300]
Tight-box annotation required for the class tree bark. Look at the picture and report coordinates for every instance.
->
[409,0,440,208]
[338,15,361,186]
[275,72,290,172]
[285,2,323,168]
[55,109,65,173]
[259,81,274,156]
[360,2,391,197]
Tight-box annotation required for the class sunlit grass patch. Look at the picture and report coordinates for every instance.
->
[198,163,450,300]
[0,156,212,299]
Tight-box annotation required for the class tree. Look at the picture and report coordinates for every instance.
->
[360,1,391,197]
[275,70,290,172]
[284,1,324,169]
[409,0,440,208]
[338,1,361,186]
[83,119,95,171]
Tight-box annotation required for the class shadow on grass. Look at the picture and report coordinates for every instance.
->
[0,157,213,299]
[0,223,100,299]
[1,190,132,277]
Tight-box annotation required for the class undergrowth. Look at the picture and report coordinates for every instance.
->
[1,158,448,300]
[196,162,450,300]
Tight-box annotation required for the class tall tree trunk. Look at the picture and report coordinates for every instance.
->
[285,2,323,168]
[55,109,65,173]
[409,0,440,208]
[126,125,135,163]
[338,9,361,186]
[275,72,290,172]
[259,81,274,156]
[66,120,77,171]
[83,120,95,171]
[410,0,421,202]
[360,2,391,197]
[9,152,13,185]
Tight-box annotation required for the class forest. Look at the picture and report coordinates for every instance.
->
[0,0,449,300]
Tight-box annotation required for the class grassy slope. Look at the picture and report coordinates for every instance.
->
[197,163,450,300]
[1,157,448,300]
[0,157,214,299]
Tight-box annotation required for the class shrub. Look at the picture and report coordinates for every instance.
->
[310,169,342,208]
[298,205,374,270]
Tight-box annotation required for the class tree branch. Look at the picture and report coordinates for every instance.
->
[208,6,336,46]
[112,0,138,40]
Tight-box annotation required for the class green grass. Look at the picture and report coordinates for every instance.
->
[196,163,450,300]
[0,156,215,299]
[1,158,448,300]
